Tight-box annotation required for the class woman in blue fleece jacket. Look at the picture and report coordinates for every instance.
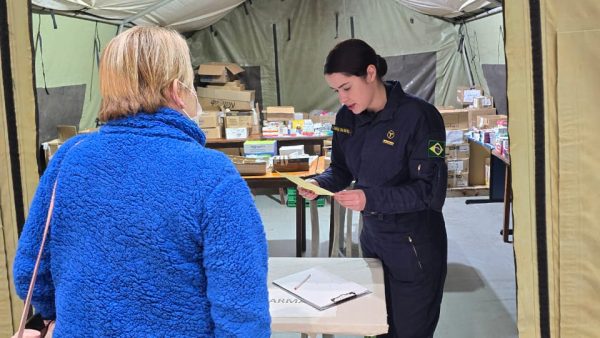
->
[13,26,271,337]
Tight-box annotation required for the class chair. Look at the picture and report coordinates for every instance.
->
[329,200,363,258]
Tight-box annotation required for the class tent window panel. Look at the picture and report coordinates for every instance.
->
[383,52,436,104]
[239,66,262,111]
[482,64,507,116]
[37,84,86,142]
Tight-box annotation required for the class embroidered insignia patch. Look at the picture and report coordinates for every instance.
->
[428,140,445,158]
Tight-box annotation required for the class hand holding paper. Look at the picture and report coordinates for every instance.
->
[277,172,334,196]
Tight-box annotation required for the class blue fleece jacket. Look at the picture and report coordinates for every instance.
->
[13,108,271,337]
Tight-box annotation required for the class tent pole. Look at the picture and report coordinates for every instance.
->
[118,0,174,33]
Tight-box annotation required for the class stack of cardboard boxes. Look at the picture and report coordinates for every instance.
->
[438,86,499,188]
[446,143,470,188]
[196,62,258,139]
[261,107,335,138]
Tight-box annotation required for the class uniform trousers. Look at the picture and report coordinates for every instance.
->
[360,210,447,338]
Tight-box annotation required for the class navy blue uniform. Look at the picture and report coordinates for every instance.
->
[314,81,448,338]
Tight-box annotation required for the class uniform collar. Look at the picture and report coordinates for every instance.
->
[356,81,405,126]
[102,107,207,146]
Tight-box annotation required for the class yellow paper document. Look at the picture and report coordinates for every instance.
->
[277,172,334,196]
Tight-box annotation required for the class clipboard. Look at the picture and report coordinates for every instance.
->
[272,267,371,311]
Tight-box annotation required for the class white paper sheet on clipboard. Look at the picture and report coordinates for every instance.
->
[272,267,371,311]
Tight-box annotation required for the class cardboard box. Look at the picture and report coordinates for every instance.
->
[469,141,490,186]
[279,145,305,156]
[225,127,250,139]
[477,114,508,129]
[467,108,497,129]
[440,109,469,130]
[197,87,255,102]
[473,95,494,108]
[243,140,277,156]
[199,97,253,111]
[78,128,98,134]
[272,156,310,172]
[447,158,470,173]
[57,125,77,141]
[228,155,268,175]
[457,86,483,105]
[266,106,295,114]
[219,147,242,156]
[42,139,63,164]
[309,111,336,125]
[207,82,245,91]
[224,112,253,128]
[264,112,295,121]
[324,156,331,169]
[446,143,470,160]
[446,129,466,145]
[201,127,222,139]
[198,62,244,83]
[448,172,469,188]
[197,111,221,128]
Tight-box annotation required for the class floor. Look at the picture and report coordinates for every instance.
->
[254,192,518,338]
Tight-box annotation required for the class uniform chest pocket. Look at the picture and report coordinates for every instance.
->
[366,139,406,183]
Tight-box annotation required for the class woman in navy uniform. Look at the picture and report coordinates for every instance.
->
[298,39,448,338]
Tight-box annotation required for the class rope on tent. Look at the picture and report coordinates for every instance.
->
[464,23,482,86]
[457,23,475,86]
[34,14,50,95]
[49,9,57,29]
[335,12,339,39]
[89,22,101,101]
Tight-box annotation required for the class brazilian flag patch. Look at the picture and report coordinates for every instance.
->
[428,140,445,158]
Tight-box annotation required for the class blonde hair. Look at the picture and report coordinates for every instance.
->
[98,26,194,121]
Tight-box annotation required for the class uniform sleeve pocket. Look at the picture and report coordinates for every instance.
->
[410,160,435,179]
[410,160,447,211]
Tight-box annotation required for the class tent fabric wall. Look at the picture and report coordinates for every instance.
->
[32,14,117,130]
[0,0,38,335]
[463,13,505,95]
[187,0,468,112]
[506,0,600,336]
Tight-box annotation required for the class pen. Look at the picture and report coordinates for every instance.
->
[294,273,312,290]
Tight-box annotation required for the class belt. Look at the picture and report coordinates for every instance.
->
[362,209,434,221]
[362,211,400,221]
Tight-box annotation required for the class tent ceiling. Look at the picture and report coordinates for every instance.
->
[33,0,502,32]
[31,0,245,32]
[395,0,502,22]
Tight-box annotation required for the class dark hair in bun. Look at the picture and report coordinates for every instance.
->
[324,39,387,79]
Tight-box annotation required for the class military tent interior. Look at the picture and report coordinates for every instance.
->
[1,0,599,337]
